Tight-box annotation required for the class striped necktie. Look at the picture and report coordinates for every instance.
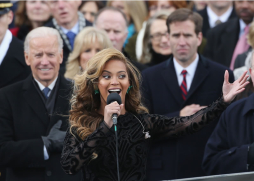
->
[180,70,187,100]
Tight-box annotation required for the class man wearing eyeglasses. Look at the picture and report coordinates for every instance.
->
[142,8,234,180]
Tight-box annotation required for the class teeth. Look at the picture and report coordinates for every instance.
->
[108,89,120,92]
[41,69,49,71]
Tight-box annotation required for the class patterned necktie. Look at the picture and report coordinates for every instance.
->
[66,31,76,50]
[180,70,188,101]
[230,25,250,70]
[42,87,50,99]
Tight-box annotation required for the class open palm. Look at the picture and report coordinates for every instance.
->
[223,70,249,103]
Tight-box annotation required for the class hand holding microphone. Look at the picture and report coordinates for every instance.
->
[104,93,123,127]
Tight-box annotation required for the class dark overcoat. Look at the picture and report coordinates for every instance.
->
[142,55,234,180]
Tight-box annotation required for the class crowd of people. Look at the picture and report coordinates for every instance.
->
[0,0,254,181]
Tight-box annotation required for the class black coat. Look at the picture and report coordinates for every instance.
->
[142,55,234,180]
[0,36,30,89]
[0,75,82,181]
[203,93,254,175]
[204,18,240,67]
[197,7,237,38]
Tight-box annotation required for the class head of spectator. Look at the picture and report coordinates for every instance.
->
[140,11,172,65]
[65,27,112,80]
[234,0,254,25]
[148,1,188,17]
[24,27,63,87]
[94,7,128,51]
[15,1,51,30]
[207,1,233,16]
[0,1,13,44]
[166,8,203,67]
[107,0,147,33]
[79,1,104,23]
[191,1,207,12]
[47,0,81,30]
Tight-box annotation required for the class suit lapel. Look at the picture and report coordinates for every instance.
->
[161,58,183,106]
[46,76,71,133]
[22,75,49,127]
[186,56,209,102]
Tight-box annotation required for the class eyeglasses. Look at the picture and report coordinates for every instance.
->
[150,32,169,42]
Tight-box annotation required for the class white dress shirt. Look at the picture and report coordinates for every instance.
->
[207,6,233,28]
[0,30,12,66]
[173,54,199,91]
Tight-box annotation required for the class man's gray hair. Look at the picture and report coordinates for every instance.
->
[24,27,63,54]
[93,6,128,29]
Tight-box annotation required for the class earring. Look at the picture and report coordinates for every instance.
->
[94,89,99,94]
[126,86,132,94]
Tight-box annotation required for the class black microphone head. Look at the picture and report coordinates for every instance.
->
[107,92,122,105]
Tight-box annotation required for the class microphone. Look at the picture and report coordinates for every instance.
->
[107,92,122,125]
[107,92,122,181]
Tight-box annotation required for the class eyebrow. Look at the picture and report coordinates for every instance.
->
[102,70,127,74]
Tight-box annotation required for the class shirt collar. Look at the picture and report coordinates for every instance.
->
[60,21,79,34]
[34,77,58,91]
[207,6,233,28]
[173,54,199,77]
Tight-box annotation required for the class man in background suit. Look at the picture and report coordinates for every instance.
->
[197,1,236,38]
[0,27,81,181]
[45,0,92,75]
[204,1,254,68]
[0,1,30,89]
[142,8,234,180]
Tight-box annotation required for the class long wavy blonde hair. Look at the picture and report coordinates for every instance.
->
[64,27,113,80]
[69,48,148,140]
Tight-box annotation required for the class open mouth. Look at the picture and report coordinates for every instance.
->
[108,89,121,94]
[40,68,50,71]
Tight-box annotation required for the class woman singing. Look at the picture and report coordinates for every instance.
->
[60,48,248,181]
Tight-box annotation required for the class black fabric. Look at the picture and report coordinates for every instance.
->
[0,35,31,89]
[0,75,81,181]
[204,18,240,67]
[60,98,229,181]
[145,49,171,67]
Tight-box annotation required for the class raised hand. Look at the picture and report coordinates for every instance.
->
[223,70,249,103]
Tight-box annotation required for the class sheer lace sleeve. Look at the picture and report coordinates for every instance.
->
[144,97,229,139]
[60,121,112,175]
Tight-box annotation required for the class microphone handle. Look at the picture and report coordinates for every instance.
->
[112,114,118,125]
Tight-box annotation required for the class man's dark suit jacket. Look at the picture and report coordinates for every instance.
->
[203,93,254,175]
[0,75,81,181]
[142,55,234,180]
[0,36,30,89]
[197,7,236,38]
[204,18,240,67]
[45,19,92,75]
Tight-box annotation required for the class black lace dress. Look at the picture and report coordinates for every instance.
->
[61,98,228,181]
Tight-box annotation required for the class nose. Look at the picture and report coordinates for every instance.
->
[241,0,249,8]
[178,35,187,46]
[41,55,49,65]
[35,1,41,9]
[57,0,65,9]
[110,76,119,85]
[108,31,115,42]
[161,34,169,43]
